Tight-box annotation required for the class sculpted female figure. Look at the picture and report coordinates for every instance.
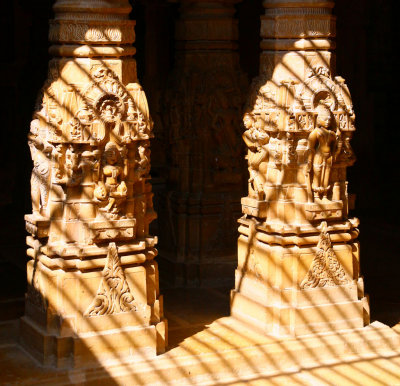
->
[28,119,53,218]
[94,142,128,215]
[243,113,270,200]
[307,104,341,200]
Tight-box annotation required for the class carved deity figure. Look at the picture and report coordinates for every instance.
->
[65,144,81,187]
[28,119,52,218]
[94,142,128,215]
[52,143,65,184]
[135,143,150,180]
[307,104,341,200]
[337,132,356,165]
[243,113,270,199]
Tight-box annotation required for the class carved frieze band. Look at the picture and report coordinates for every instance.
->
[265,7,332,16]
[261,16,336,39]
[49,20,136,44]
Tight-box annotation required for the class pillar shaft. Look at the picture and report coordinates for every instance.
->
[160,0,247,286]
[21,0,167,368]
[231,0,370,336]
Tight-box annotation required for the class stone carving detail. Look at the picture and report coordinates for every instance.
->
[22,0,167,364]
[35,65,152,148]
[28,119,52,218]
[300,222,350,289]
[93,142,128,217]
[27,63,153,229]
[243,113,270,199]
[85,243,136,316]
[49,21,135,44]
[232,0,369,337]
[242,64,356,220]
[165,65,245,187]
[307,104,341,200]
[262,18,335,39]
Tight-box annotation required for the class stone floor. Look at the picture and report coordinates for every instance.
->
[1,287,400,385]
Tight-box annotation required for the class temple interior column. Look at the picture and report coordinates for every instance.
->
[231,0,370,336]
[20,0,167,367]
[159,0,248,287]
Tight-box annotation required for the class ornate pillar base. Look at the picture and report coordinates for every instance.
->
[20,241,167,368]
[231,219,369,337]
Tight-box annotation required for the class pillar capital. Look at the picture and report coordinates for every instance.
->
[261,0,336,52]
[49,0,136,58]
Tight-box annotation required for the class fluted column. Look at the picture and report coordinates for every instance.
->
[231,0,370,336]
[160,0,247,286]
[21,0,167,368]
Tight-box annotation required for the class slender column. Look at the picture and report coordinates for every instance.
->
[21,0,167,367]
[160,0,247,286]
[231,0,370,336]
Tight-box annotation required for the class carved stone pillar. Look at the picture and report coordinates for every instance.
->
[161,0,247,286]
[231,0,370,336]
[21,0,167,368]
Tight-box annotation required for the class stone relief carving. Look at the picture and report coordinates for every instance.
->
[242,65,356,219]
[306,104,342,201]
[85,242,137,316]
[165,65,245,187]
[300,222,350,289]
[243,113,270,200]
[27,64,154,240]
[94,142,128,217]
[28,119,52,219]
[233,0,369,337]
[22,0,167,363]
[49,21,135,44]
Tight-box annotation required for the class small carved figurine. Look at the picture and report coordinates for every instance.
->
[243,113,270,199]
[94,142,128,216]
[65,144,81,187]
[135,143,150,180]
[28,119,52,218]
[307,104,341,200]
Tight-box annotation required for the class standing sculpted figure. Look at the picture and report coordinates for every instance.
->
[307,104,341,200]
[28,119,52,218]
[243,113,270,200]
[135,143,151,180]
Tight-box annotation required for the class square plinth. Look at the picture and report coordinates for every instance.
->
[21,246,167,368]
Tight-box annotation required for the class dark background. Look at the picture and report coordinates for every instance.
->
[0,0,398,323]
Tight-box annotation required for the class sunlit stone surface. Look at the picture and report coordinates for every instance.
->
[21,0,167,368]
[231,0,370,336]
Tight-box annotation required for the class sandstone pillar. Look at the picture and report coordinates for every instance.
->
[160,0,247,286]
[21,0,167,368]
[231,0,370,336]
